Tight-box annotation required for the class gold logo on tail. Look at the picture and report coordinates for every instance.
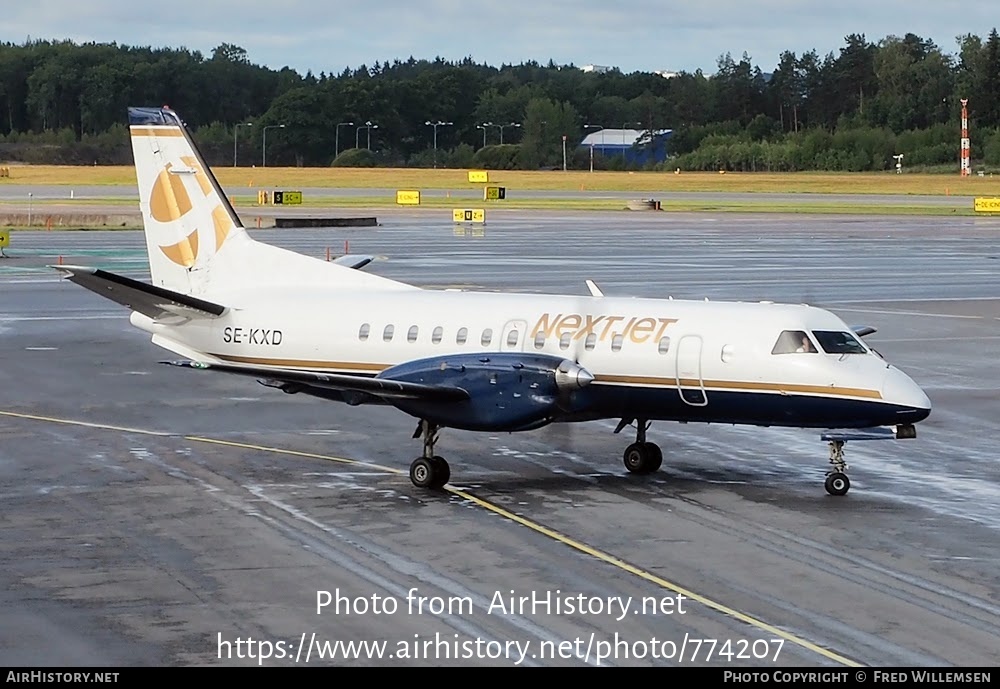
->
[150,163,193,223]
[149,157,234,266]
[159,229,199,267]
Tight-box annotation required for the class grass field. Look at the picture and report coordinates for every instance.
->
[2,164,1000,195]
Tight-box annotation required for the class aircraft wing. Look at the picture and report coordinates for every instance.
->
[162,360,470,402]
[53,266,227,320]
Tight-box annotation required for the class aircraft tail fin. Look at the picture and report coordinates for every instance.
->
[126,106,415,298]
[128,107,247,294]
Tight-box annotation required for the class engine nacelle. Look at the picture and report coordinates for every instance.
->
[376,352,593,431]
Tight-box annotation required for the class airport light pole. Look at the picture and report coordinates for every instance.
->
[425,120,453,168]
[233,122,252,167]
[356,121,377,149]
[499,122,520,145]
[335,121,353,161]
[262,124,285,167]
[477,122,492,148]
[584,124,603,172]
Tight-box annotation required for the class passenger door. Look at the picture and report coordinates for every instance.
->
[675,335,707,406]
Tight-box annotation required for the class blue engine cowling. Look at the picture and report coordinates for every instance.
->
[376,352,593,431]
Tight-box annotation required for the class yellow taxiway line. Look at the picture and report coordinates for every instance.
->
[2,409,860,666]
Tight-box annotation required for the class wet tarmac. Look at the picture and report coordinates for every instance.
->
[1,209,998,666]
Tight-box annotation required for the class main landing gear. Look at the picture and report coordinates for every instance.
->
[616,418,663,475]
[409,420,450,489]
[825,439,850,496]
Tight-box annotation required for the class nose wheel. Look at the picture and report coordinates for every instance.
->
[825,440,850,496]
[824,471,850,496]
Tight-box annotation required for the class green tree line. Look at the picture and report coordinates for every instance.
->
[2,31,1000,171]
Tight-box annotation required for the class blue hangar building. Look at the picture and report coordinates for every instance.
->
[579,128,673,166]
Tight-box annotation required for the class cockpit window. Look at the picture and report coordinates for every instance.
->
[812,331,868,354]
[771,330,817,354]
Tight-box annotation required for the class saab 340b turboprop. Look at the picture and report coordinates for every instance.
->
[55,107,931,495]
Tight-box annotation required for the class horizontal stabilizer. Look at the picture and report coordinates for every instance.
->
[162,360,470,403]
[52,266,226,320]
[332,254,375,270]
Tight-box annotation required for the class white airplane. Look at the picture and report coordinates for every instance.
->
[55,106,931,495]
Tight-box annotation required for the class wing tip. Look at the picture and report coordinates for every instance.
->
[49,264,96,274]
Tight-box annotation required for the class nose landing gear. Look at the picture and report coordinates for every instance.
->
[824,439,850,496]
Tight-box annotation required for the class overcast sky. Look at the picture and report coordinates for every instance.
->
[3,1,997,76]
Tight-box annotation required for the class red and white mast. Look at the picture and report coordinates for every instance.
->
[961,99,970,176]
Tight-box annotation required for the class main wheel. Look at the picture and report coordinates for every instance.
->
[624,442,652,474]
[431,455,450,488]
[825,471,850,496]
[409,457,436,488]
[643,442,663,472]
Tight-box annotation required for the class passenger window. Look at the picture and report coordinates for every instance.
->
[812,331,868,354]
[559,333,572,350]
[658,336,670,354]
[456,327,468,345]
[383,324,394,342]
[611,334,623,352]
[506,330,519,346]
[432,326,443,344]
[358,323,370,341]
[407,325,418,343]
[481,328,493,346]
[771,330,816,354]
[584,333,597,350]
[534,332,546,349]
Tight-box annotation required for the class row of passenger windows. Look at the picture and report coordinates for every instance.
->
[358,323,672,354]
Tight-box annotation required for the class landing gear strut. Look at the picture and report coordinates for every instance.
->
[409,420,450,489]
[616,418,663,475]
[824,440,850,496]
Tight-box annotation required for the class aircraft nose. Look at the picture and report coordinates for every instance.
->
[882,366,931,423]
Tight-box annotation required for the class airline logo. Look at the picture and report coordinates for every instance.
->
[532,313,677,344]
[148,155,234,267]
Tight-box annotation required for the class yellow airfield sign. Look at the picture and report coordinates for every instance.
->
[453,209,485,223]
[468,170,489,183]
[396,190,421,205]
[973,197,1000,212]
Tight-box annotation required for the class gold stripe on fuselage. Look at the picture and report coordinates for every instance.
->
[594,374,883,400]
[212,353,385,373]
[208,354,883,401]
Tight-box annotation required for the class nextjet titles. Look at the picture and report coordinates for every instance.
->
[223,326,282,345]
[532,313,677,344]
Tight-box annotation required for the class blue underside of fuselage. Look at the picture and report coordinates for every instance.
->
[297,381,929,432]
[554,385,929,430]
